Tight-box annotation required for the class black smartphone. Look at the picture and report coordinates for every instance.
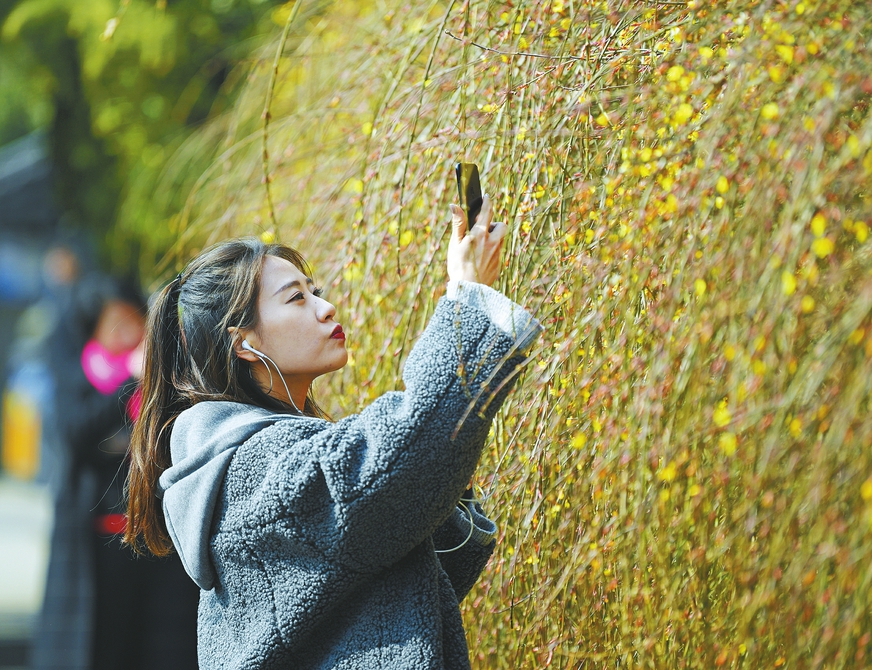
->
[455,162,483,228]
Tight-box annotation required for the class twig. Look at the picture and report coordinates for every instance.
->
[443,30,583,62]
[262,0,303,232]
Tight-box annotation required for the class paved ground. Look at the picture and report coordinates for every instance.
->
[0,474,52,649]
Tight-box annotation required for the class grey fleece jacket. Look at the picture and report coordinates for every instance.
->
[159,281,542,669]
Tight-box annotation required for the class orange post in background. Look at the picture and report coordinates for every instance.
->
[2,389,41,480]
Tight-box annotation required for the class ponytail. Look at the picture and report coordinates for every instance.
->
[124,277,187,556]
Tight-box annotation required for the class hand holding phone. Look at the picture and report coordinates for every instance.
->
[455,163,483,228]
[448,163,507,287]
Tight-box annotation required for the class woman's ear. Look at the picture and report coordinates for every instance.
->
[227,327,260,363]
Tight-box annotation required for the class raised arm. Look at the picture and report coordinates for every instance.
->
[221,291,539,573]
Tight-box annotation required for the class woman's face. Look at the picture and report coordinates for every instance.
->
[245,255,347,386]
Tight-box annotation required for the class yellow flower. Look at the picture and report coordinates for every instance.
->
[789,418,802,437]
[694,279,707,297]
[768,65,785,83]
[666,65,685,82]
[801,295,815,312]
[260,230,276,244]
[342,263,363,282]
[657,461,677,482]
[713,405,732,428]
[781,271,797,295]
[861,478,872,501]
[856,221,869,243]
[719,432,737,456]
[688,484,702,497]
[810,213,826,237]
[724,344,736,361]
[345,178,364,194]
[596,112,610,127]
[674,103,694,125]
[571,432,587,449]
[698,46,713,60]
[761,103,780,120]
[811,237,834,258]
[776,45,794,64]
[716,176,729,194]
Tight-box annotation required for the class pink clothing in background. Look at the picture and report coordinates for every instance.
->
[81,339,142,423]
[81,339,135,394]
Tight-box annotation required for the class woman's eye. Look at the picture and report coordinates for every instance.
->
[288,287,323,303]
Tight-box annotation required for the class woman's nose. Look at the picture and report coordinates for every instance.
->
[319,298,337,321]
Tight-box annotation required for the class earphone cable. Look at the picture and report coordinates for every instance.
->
[246,345,302,414]
[434,500,476,554]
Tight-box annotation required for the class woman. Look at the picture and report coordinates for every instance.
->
[125,197,542,669]
[31,276,198,670]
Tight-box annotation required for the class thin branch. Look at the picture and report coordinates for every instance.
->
[443,30,583,61]
[262,0,303,232]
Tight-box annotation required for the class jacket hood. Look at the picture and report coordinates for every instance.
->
[160,401,305,590]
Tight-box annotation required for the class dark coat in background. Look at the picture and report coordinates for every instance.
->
[29,282,199,670]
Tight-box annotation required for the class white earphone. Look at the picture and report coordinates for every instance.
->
[241,339,302,414]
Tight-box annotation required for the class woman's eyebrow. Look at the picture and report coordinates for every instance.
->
[273,277,314,296]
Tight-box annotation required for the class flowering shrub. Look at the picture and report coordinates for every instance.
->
[138,0,872,666]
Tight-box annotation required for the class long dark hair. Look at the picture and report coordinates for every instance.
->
[125,237,329,556]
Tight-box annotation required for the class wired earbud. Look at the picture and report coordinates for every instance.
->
[241,339,302,415]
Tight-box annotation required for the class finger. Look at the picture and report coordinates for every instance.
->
[449,204,468,240]
[478,194,494,229]
[488,220,508,239]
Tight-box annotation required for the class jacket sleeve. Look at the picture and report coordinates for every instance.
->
[229,293,541,574]
[432,488,497,601]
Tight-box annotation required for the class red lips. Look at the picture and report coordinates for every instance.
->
[331,325,345,340]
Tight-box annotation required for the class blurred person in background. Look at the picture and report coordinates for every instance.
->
[2,242,82,489]
[30,275,198,670]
